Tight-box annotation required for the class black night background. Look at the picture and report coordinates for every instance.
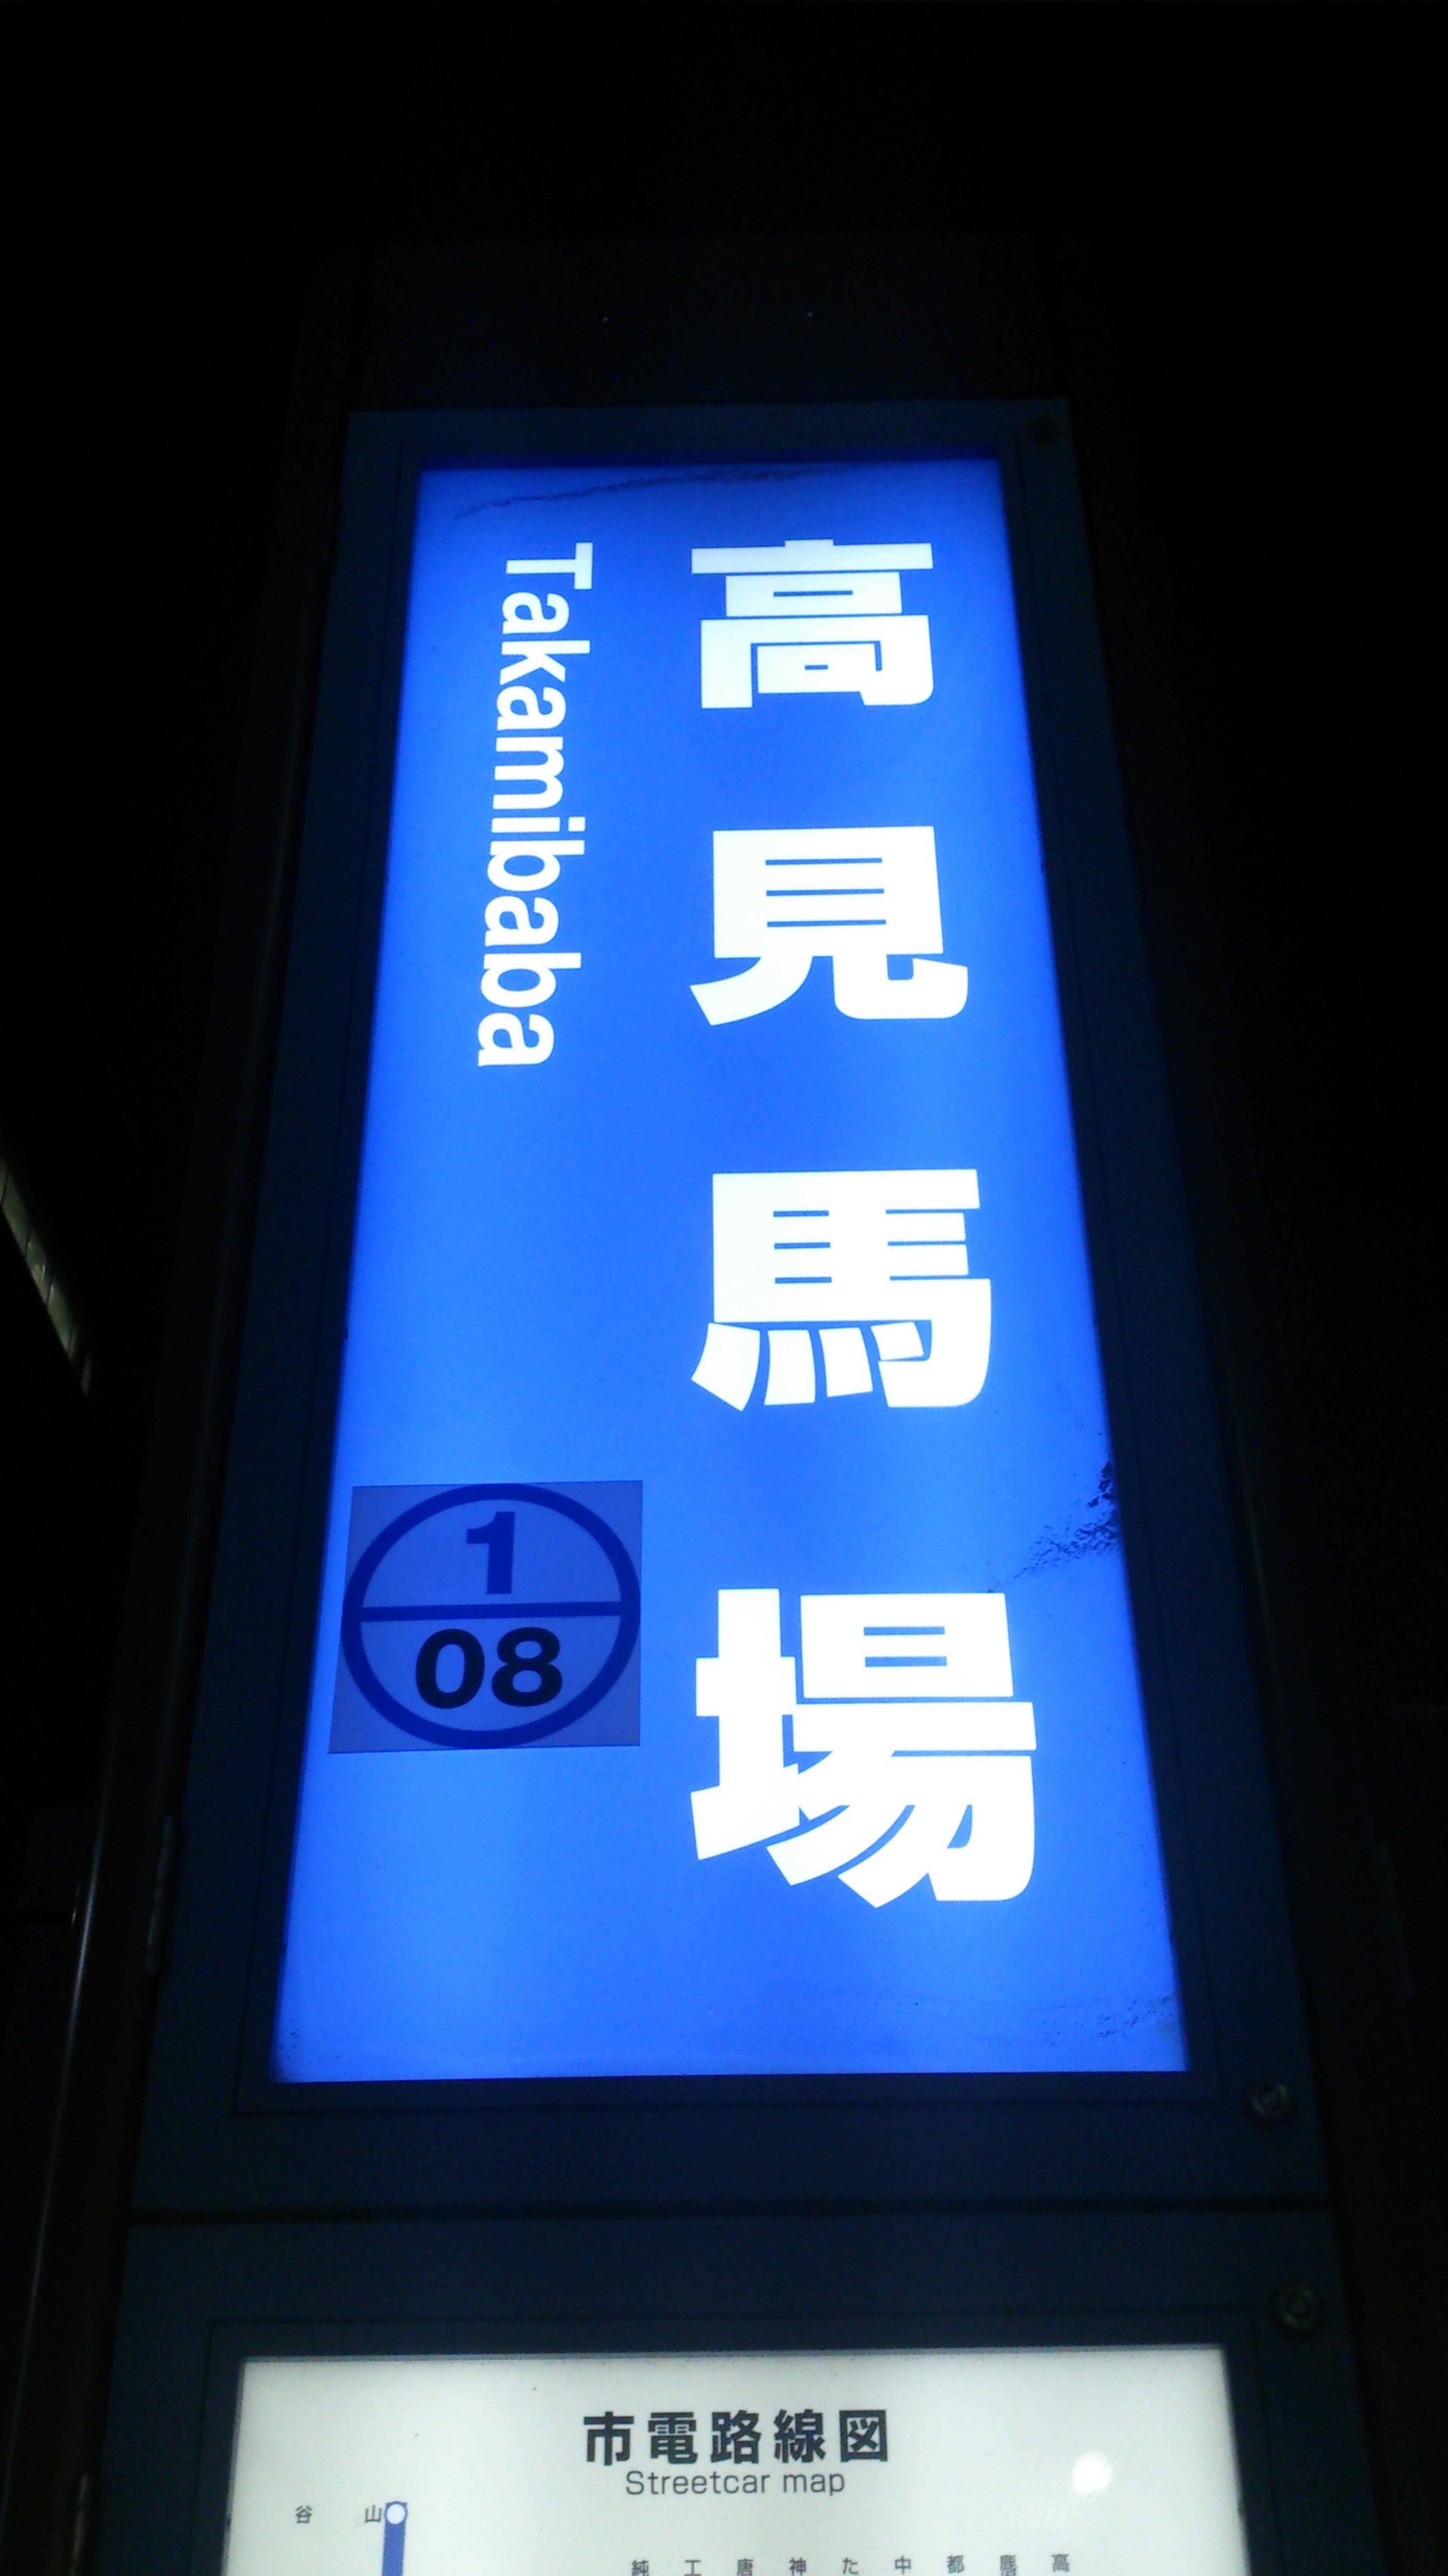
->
[0,7,1441,2568]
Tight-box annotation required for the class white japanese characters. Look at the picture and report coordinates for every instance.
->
[692,1590,1035,1905]
[692,539,934,707]
[692,1170,991,1410]
[478,543,592,1067]
[691,828,968,1024]
[475,524,1039,1928]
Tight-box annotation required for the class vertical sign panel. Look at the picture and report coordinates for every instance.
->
[273,457,1183,2080]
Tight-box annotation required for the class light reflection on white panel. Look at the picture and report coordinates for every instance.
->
[222,2346,1250,2576]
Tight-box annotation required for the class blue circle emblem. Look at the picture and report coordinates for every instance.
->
[340,1483,640,1747]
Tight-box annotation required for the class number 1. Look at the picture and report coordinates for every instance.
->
[466,1511,515,1593]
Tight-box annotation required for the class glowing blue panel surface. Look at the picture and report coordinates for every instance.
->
[273,457,1184,2079]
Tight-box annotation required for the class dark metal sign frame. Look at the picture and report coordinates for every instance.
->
[97,2209,1381,2576]
[131,400,1318,2218]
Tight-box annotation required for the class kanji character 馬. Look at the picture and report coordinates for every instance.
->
[692,1170,990,1412]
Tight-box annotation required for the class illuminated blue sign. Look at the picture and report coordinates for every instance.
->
[272,456,1184,2081]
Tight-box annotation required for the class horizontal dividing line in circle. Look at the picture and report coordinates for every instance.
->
[359,1599,623,1621]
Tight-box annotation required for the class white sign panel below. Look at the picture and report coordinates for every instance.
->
[222,2345,1250,2576]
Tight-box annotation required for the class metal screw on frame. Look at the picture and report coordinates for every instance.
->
[1273,2284,1323,2336]
[1246,2077,1293,2125]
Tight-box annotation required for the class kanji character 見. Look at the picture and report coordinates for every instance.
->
[692,829,965,1025]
